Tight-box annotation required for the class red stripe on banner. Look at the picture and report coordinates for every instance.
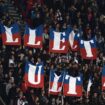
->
[49,91,60,95]
[80,48,97,59]
[24,35,42,48]
[49,82,62,95]
[2,33,21,45]
[63,84,82,97]
[71,40,79,51]
[24,73,44,88]
[49,40,69,53]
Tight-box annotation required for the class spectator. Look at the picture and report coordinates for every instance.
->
[0,0,105,105]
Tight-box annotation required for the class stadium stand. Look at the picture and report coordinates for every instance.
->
[0,0,105,105]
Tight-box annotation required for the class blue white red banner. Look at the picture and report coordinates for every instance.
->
[24,25,43,48]
[79,38,97,59]
[24,62,44,88]
[49,70,65,95]
[49,29,69,53]
[68,29,80,51]
[63,72,83,97]
[0,23,21,45]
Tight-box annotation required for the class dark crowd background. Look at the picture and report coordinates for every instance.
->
[0,0,105,105]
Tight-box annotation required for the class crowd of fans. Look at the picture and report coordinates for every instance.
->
[0,0,105,105]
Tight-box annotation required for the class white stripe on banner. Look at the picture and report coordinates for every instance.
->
[69,30,75,48]
[28,64,42,85]
[52,31,66,50]
[28,29,40,45]
[4,26,18,42]
[84,41,93,57]
[50,73,61,92]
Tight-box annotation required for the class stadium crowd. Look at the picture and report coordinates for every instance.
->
[0,0,105,105]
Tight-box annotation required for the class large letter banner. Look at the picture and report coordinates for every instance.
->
[63,73,83,97]
[69,29,80,51]
[49,29,69,53]
[24,62,44,88]
[0,23,21,45]
[24,25,43,48]
[79,38,97,59]
[102,65,105,91]
[49,70,65,95]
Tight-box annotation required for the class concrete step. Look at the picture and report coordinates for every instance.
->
[12,17,20,20]
[4,0,26,32]
[9,12,19,15]
[8,6,14,8]
[10,14,20,17]
[8,10,17,13]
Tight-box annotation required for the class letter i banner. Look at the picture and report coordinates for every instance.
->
[49,70,65,95]
[63,72,83,97]
[102,65,105,91]
[24,25,43,48]
[24,62,44,88]
[0,23,21,45]
[49,29,69,53]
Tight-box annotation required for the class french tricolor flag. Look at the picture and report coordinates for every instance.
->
[49,70,65,95]
[24,62,44,88]
[49,29,69,53]
[68,29,80,51]
[79,38,97,59]
[63,73,83,97]
[0,23,21,45]
[102,65,105,91]
[24,25,43,48]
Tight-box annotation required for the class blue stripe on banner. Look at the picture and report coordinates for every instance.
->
[50,70,64,82]
[25,62,44,75]
[24,25,43,36]
[64,72,82,85]
[0,23,19,34]
[11,23,19,34]
[102,65,105,76]
[49,28,69,40]
[79,38,96,48]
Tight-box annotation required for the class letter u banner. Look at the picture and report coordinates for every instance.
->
[24,62,44,88]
